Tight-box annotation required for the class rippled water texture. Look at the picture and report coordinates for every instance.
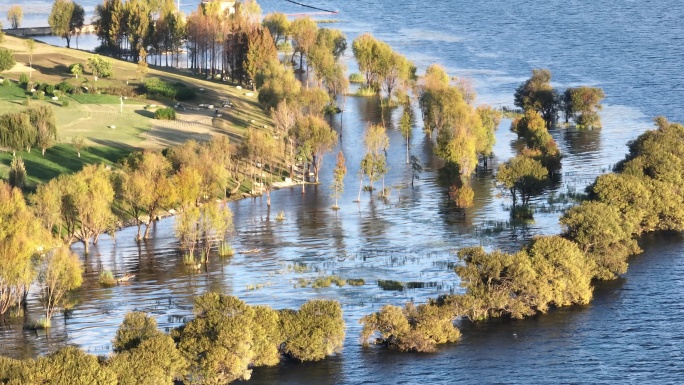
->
[2,0,684,383]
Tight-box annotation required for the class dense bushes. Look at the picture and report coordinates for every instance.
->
[360,301,461,353]
[177,294,345,383]
[143,78,196,101]
[154,107,176,120]
[0,294,345,384]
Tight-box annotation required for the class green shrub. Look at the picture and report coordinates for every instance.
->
[377,279,404,291]
[22,96,30,106]
[19,73,29,85]
[99,270,116,286]
[349,73,365,83]
[62,99,70,107]
[8,156,26,188]
[36,90,45,100]
[347,278,365,286]
[218,241,234,258]
[154,107,176,120]
[56,81,73,94]
[360,302,461,353]
[279,299,345,361]
[143,78,195,101]
[45,85,55,96]
[113,312,162,352]
[109,334,187,385]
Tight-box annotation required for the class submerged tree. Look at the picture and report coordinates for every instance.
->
[331,151,346,210]
[38,247,83,324]
[496,155,548,208]
[514,69,558,126]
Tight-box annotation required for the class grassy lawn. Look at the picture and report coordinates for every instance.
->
[0,34,273,185]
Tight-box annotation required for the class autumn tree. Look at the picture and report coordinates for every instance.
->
[290,114,337,183]
[7,5,23,29]
[262,12,289,47]
[360,124,389,192]
[48,0,85,48]
[561,201,640,280]
[563,86,605,128]
[38,247,83,324]
[288,16,318,84]
[514,68,558,126]
[360,302,460,353]
[279,299,345,361]
[67,165,117,254]
[178,293,256,383]
[24,38,35,78]
[331,151,346,209]
[137,48,148,81]
[113,312,163,352]
[399,108,412,164]
[0,182,49,319]
[454,247,536,320]
[118,151,175,240]
[496,155,548,208]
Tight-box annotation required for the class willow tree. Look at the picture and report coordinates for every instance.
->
[119,151,175,240]
[67,165,117,254]
[0,111,34,156]
[0,182,49,319]
[38,247,83,324]
[290,114,337,183]
[27,105,57,155]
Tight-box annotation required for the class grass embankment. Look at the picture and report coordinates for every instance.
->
[0,35,272,188]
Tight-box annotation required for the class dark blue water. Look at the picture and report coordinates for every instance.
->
[2,1,684,383]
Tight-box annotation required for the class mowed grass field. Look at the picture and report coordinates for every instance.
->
[0,35,272,189]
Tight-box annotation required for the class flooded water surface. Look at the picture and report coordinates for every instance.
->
[2,0,684,383]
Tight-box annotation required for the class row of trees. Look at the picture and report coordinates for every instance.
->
[496,70,565,215]
[363,116,684,353]
[0,294,345,384]
[352,33,416,104]
[95,0,185,64]
[417,64,501,207]
[0,181,83,326]
[0,105,58,157]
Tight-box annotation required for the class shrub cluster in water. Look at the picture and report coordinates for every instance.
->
[0,293,345,384]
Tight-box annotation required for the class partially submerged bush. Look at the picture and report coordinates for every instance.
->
[113,312,162,352]
[377,279,404,291]
[360,302,460,353]
[98,270,116,286]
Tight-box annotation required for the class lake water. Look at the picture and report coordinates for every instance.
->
[2,0,684,383]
